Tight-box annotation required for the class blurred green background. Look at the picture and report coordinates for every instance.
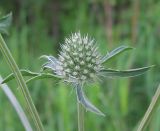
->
[0,0,160,131]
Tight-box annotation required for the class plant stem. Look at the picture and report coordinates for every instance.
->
[0,34,44,131]
[137,84,160,131]
[77,101,84,131]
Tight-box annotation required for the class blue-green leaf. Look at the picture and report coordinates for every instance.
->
[75,83,105,116]
[98,65,154,78]
[0,12,12,34]
[101,45,133,63]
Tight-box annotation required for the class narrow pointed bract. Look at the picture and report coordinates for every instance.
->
[75,83,105,116]
[101,45,133,63]
[98,65,154,78]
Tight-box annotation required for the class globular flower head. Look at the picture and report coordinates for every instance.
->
[42,32,103,84]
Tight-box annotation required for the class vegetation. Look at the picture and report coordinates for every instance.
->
[0,0,160,131]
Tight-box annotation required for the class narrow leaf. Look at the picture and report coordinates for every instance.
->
[0,76,33,131]
[137,84,160,131]
[0,12,12,34]
[26,73,60,84]
[1,70,39,84]
[75,83,105,116]
[101,45,133,63]
[1,70,59,84]
[98,65,154,78]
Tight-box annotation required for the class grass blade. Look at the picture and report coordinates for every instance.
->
[137,84,160,131]
[0,76,33,131]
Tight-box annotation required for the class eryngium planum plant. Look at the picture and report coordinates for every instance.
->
[40,32,153,116]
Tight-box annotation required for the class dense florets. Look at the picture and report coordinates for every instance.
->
[41,32,103,83]
[58,32,102,82]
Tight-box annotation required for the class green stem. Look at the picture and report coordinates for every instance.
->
[137,84,160,131]
[0,34,44,131]
[77,101,84,131]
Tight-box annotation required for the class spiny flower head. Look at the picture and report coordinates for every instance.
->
[42,32,103,84]
[58,32,102,83]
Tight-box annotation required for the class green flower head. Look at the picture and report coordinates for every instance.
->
[42,32,104,84]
